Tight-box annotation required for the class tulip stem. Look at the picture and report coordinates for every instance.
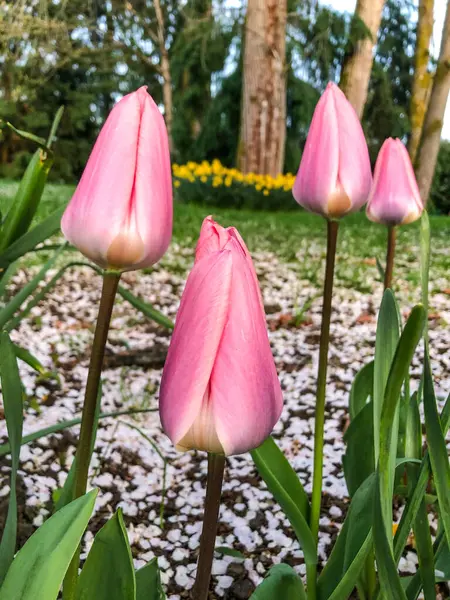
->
[308,219,339,598]
[192,453,226,600]
[384,226,396,290]
[62,271,120,600]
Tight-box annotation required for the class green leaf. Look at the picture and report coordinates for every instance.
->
[251,436,316,565]
[117,285,174,330]
[0,261,19,298]
[0,150,54,252]
[394,392,450,563]
[0,407,158,458]
[0,206,65,268]
[376,256,385,282]
[46,106,64,149]
[349,361,374,420]
[55,383,102,512]
[0,245,65,330]
[377,304,424,539]
[423,351,450,550]
[317,474,375,600]
[373,290,400,464]
[373,475,407,600]
[215,546,245,560]
[420,211,430,333]
[75,510,135,600]
[343,401,375,497]
[249,564,306,600]
[2,122,48,150]
[12,343,56,378]
[405,395,435,600]
[0,489,97,600]
[0,333,24,584]
[405,532,446,600]
[136,559,166,600]
[374,306,425,600]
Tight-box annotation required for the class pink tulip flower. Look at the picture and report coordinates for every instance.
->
[366,138,423,226]
[159,217,283,456]
[293,82,372,218]
[61,86,172,271]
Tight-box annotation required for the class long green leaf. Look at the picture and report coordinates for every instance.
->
[250,564,307,600]
[136,559,166,600]
[0,151,54,252]
[251,436,315,565]
[0,407,158,457]
[54,383,102,512]
[118,285,174,330]
[373,290,400,464]
[0,333,24,584]
[343,401,375,497]
[0,261,19,298]
[317,474,375,600]
[423,351,450,549]
[0,245,65,329]
[75,510,135,600]
[373,475,407,600]
[405,394,435,600]
[377,305,424,537]
[0,206,65,268]
[405,532,446,600]
[374,306,425,599]
[349,360,374,420]
[0,489,97,600]
[394,393,450,563]
[13,343,56,378]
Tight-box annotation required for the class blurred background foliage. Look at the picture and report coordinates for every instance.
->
[0,0,448,211]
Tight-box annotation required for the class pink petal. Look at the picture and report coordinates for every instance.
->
[334,86,372,212]
[293,83,340,216]
[131,89,173,269]
[159,250,233,447]
[61,90,142,266]
[195,216,231,262]
[366,139,423,225]
[210,240,283,455]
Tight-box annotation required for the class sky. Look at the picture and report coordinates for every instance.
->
[324,0,449,139]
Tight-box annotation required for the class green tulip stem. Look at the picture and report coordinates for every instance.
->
[308,219,339,598]
[384,226,396,290]
[63,270,120,600]
[192,453,226,600]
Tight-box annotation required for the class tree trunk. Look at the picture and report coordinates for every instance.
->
[340,0,385,119]
[238,0,287,176]
[415,0,450,204]
[408,0,434,163]
[154,0,174,153]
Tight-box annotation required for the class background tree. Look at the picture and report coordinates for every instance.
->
[339,0,385,118]
[415,0,450,204]
[238,0,287,176]
[408,0,434,162]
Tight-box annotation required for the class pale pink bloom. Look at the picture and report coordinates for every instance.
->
[293,82,372,218]
[366,138,423,226]
[159,217,283,456]
[61,86,172,271]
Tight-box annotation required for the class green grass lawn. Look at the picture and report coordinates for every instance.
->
[1,178,449,295]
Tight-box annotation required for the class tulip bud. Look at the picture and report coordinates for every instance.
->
[366,138,423,226]
[159,217,283,456]
[293,82,372,218]
[61,86,172,271]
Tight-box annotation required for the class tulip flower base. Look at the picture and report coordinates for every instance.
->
[1,232,450,598]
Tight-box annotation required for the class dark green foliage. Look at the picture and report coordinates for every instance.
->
[430,141,450,215]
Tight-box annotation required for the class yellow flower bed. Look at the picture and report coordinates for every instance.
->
[172,159,295,195]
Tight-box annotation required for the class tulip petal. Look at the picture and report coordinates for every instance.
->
[159,250,233,447]
[195,216,231,262]
[334,86,372,212]
[210,241,283,455]
[366,139,423,225]
[293,83,339,216]
[61,91,143,266]
[132,88,173,269]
